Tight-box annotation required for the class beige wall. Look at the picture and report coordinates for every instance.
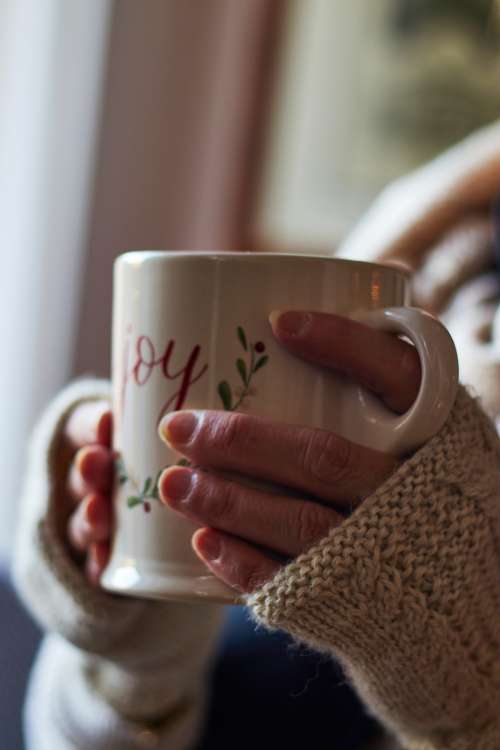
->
[73,0,279,378]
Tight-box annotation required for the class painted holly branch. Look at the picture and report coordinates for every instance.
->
[116,455,189,513]
[119,326,269,512]
[217,326,268,412]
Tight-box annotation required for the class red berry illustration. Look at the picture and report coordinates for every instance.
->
[218,327,270,412]
[124,464,170,512]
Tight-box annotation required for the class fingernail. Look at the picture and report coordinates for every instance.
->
[96,410,112,446]
[87,544,101,585]
[84,494,97,525]
[193,530,221,562]
[269,310,312,338]
[75,448,111,490]
[75,446,91,474]
[160,467,193,504]
[160,411,198,446]
[84,493,107,527]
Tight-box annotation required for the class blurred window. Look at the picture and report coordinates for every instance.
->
[255,0,500,250]
[0,0,112,559]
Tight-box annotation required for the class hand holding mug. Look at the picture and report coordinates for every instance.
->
[101,253,458,603]
[63,310,422,589]
[157,310,422,594]
[62,401,113,584]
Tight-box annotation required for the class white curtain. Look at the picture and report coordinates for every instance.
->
[0,0,113,559]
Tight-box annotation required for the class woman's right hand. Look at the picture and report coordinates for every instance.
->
[63,401,114,585]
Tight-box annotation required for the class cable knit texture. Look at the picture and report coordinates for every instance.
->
[248,387,500,750]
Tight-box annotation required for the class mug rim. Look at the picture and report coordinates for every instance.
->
[116,251,411,279]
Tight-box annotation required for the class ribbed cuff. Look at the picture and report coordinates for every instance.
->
[247,387,500,750]
[13,378,145,654]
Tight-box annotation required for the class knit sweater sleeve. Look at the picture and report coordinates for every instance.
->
[13,379,224,750]
[248,387,500,750]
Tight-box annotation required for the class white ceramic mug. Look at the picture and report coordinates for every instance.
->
[101,252,459,604]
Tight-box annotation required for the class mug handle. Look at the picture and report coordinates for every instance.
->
[348,307,459,456]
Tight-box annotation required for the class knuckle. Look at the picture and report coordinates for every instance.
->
[399,342,420,380]
[241,564,267,593]
[301,430,357,487]
[296,503,334,548]
[68,461,86,500]
[398,346,421,401]
[203,477,239,525]
[67,511,86,552]
[385,343,421,412]
[204,412,250,454]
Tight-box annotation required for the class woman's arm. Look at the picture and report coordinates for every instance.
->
[337,118,500,268]
[157,313,500,750]
[248,385,500,750]
[13,379,224,750]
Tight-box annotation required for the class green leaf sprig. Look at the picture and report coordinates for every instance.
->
[217,326,269,411]
[125,468,163,512]
[122,325,269,511]
[117,457,190,512]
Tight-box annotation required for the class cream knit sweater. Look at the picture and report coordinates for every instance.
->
[14,380,225,750]
[249,386,500,750]
[15,367,500,750]
[14,121,500,750]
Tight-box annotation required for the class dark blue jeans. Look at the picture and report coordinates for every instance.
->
[1,570,379,750]
[200,606,380,749]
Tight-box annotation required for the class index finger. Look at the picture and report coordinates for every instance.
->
[269,311,421,414]
[64,401,112,449]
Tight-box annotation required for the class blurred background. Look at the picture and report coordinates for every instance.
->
[2,0,500,566]
[2,1,500,747]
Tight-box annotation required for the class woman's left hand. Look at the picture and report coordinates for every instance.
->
[158,311,422,594]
